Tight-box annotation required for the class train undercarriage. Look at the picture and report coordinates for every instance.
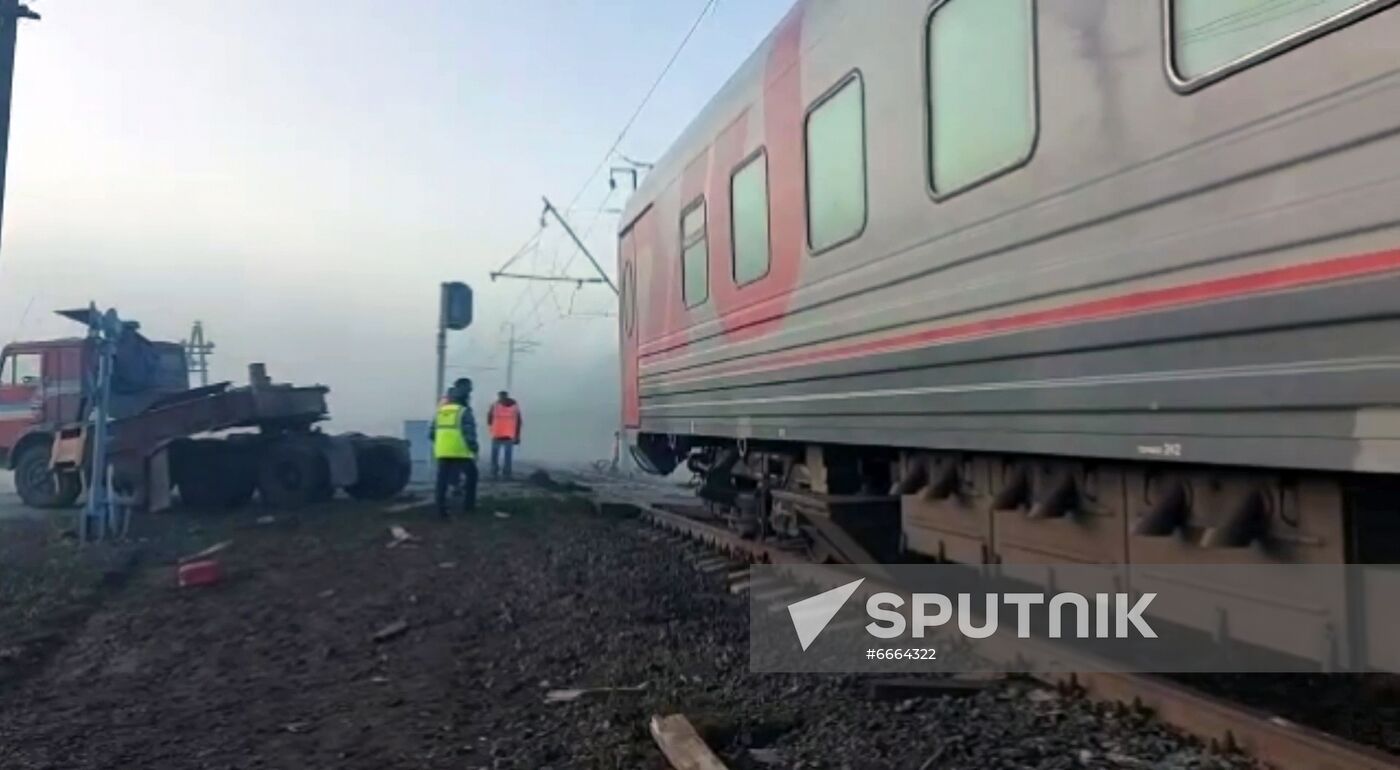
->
[637,433,1400,673]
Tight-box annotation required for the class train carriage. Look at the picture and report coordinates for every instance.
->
[615,0,1400,618]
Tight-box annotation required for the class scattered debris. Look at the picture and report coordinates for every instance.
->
[649,713,728,770]
[382,499,431,514]
[917,746,946,770]
[867,675,1001,701]
[387,525,420,548]
[176,559,223,588]
[178,540,233,565]
[543,684,647,704]
[526,469,592,494]
[493,511,511,519]
[1026,687,1060,704]
[371,619,410,643]
[747,748,785,767]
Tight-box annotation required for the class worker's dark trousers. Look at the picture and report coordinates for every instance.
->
[434,458,478,517]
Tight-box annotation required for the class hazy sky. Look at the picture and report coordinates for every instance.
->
[0,0,793,461]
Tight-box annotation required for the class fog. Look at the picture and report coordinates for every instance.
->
[0,0,792,466]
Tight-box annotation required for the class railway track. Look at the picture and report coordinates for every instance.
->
[573,470,1400,770]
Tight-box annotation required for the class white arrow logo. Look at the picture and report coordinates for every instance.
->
[787,578,865,651]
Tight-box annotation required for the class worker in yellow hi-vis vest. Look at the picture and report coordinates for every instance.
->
[429,377,479,518]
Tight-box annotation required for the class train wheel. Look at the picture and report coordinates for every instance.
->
[257,441,330,509]
[345,443,411,501]
[14,443,81,509]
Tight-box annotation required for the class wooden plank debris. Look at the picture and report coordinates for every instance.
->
[387,525,420,548]
[382,499,431,514]
[544,683,647,703]
[371,619,410,643]
[178,540,233,564]
[649,714,728,770]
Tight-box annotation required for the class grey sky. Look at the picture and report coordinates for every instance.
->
[0,0,792,461]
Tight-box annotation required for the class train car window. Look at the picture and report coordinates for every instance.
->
[681,198,709,308]
[1169,0,1386,88]
[804,73,867,254]
[730,150,771,286]
[926,0,1036,197]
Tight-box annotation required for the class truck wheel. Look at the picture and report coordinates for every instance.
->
[14,443,81,509]
[172,439,256,510]
[257,441,330,509]
[346,444,411,501]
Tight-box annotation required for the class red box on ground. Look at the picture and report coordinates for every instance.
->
[178,559,223,587]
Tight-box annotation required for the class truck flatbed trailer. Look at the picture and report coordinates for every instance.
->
[1,308,410,513]
[51,363,412,513]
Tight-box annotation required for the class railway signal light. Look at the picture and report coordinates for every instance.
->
[435,282,473,405]
[441,282,473,331]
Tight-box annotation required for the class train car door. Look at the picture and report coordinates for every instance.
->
[618,223,641,429]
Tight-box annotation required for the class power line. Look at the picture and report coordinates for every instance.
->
[499,0,721,334]
[563,0,720,212]
[495,227,545,277]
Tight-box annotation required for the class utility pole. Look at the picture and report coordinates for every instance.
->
[0,0,38,250]
[435,307,447,402]
[502,323,539,392]
[183,321,214,387]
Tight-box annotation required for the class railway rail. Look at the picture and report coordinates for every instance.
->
[576,471,1400,770]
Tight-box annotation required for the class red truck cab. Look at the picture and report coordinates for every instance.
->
[0,333,189,507]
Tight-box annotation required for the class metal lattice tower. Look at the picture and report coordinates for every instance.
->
[183,321,214,387]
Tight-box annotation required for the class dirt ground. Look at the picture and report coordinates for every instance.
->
[0,485,1249,770]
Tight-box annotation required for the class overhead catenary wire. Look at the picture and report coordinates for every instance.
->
[500,0,722,335]
[495,227,545,278]
[511,185,619,330]
[562,0,720,213]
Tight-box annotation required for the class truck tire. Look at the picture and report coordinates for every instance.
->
[257,440,330,509]
[14,443,81,509]
[346,443,411,501]
[172,439,256,510]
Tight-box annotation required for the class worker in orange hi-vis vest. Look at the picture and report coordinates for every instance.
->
[487,390,523,480]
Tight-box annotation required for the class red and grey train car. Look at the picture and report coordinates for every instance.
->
[616,0,1400,661]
